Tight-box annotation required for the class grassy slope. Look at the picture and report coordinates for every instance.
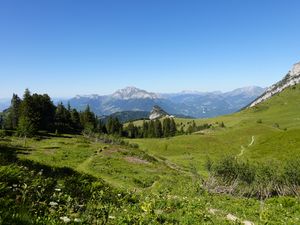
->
[12,135,179,191]
[129,84,300,173]
[1,84,300,224]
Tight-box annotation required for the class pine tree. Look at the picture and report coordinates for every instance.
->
[170,118,177,136]
[10,94,21,129]
[142,120,149,138]
[106,117,122,135]
[154,119,163,138]
[81,105,96,130]
[18,89,38,134]
[148,120,155,138]
[0,115,4,129]
[70,108,81,130]
[31,94,56,130]
[17,116,35,138]
[163,118,171,137]
[126,122,136,138]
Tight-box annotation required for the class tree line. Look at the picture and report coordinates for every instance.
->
[124,118,177,138]
[0,89,177,138]
[1,89,100,137]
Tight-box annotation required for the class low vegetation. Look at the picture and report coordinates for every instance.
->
[1,84,300,223]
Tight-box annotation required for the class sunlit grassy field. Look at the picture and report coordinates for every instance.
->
[129,84,300,174]
[1,84,300,224]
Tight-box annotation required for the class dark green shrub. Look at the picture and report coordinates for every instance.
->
[0,129,6,138]
[214,156,239,182]
[237,161,256,184]
[284,158,300,185]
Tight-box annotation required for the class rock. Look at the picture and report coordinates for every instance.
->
[226,213,238,222]
[149,105,169,120]
[248,61,300,108]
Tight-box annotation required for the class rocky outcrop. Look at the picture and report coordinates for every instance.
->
[248,62,300,108]
[149,105,169,120]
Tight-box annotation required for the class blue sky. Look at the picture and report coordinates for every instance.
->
[0,0,300,98]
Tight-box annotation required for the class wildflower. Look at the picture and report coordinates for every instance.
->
[55,188,61,192]
[49,201,58,207]
[108,215,116,219]
[74,218,81,223]
[60,216,71,223]
[12,184,18,188]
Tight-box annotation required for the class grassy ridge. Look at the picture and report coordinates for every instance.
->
[130,84,300,173]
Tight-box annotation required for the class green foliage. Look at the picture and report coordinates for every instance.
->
[256,119,262,123]
[0,129,6,138]
[284,158,300,186]
[210,156,300,199]
[17,116,36,137]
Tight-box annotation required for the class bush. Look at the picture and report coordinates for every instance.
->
[208,156,300,199]
[256,119,262,124]
[284,158,300,185]
[0,129,6,138]
[214,156,239,183]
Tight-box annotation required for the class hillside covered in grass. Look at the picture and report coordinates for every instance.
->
[130,84,300,172]
[1,85,300,224]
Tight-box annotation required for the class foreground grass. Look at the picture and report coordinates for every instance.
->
[1,134,300,224]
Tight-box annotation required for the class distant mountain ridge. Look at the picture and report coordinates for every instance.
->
[112,86,158,100]
[68,86,265,118]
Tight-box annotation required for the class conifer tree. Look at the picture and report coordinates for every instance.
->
[18,89,38,134]
[148,120,155,138]
[10,94,21,129]
[154,119,163,138]
[142,120,149,138]
[163,117,171,137]
[170,118,177,136]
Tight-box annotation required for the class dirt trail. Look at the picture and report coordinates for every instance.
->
[237,136,255,157]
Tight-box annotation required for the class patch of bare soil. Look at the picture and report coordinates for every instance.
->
[124,156,150,164]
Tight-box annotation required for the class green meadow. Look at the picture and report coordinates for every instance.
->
[1,84,300,224]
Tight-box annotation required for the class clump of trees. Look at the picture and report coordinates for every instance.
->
[123,118,177,138]
[1,89,177,139]
[2,89,98,137]
[185,120,212,134]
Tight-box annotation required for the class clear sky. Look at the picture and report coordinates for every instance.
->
[1,0,300,98]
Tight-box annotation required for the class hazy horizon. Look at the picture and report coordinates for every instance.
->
[1,0,300,98]
[0,84,267,100]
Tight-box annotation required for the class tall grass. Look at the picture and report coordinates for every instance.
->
[205,156,300,199]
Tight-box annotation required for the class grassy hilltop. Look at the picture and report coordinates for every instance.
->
[130,84,300,172]
[1,84,300,224]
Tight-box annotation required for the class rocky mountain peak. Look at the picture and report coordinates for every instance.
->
[111,86,158,100]
[290,61,300,77]
[248,61,300,108]
[149,105,169,120]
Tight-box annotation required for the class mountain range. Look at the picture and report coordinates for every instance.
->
[68,86,265,118]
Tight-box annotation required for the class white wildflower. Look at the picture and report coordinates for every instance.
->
[60,216,71,223]
[49,201,58,207]
[55,188,61,192]
[108,215,116,219]
[74,218,81,223]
